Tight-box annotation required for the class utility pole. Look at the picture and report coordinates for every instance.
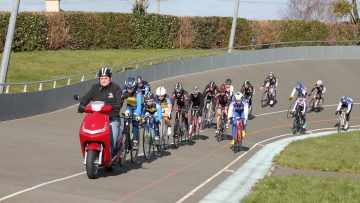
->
[0,0,20,93]
[157,0,160,14]
[228,0,240,53]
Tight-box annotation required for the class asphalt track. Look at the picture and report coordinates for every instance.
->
[0,59,359,203]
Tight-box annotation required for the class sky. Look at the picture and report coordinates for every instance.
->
[0,0,289,20]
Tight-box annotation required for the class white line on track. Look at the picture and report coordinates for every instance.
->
[175,125,360,203]
[1,103,358,202]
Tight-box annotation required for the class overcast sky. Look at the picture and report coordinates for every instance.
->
[0,0,289,20]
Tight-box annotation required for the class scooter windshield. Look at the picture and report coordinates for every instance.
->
[91,101,105,112]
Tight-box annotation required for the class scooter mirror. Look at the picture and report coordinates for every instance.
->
[73,94,80,101]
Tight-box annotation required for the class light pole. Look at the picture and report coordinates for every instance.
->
[228,0,240,53]
[0,0,21,93]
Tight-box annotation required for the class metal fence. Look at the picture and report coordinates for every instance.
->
[1,43,360,121]
[1,40,358,94]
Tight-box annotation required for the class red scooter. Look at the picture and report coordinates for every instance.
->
[74,95,125,179]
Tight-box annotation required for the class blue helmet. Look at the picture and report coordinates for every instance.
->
[340,95,347,101]
[125,77,136,89]
[296,82,302,89]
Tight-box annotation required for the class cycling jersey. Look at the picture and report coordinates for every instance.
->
[310,85,326,95]
[290,83,307,98]
[337,97,353,114]
[170,90,190,111]
[215,92,231,108]
[292,99,307,114]
[263,76,278,87]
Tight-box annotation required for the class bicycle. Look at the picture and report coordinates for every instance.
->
[336,108,347,132]
[203,94,216,129]
[233,116,244,153]
[189,107,201,141]
[141,114,162,159]
[120,113,139,163]
[173,107,187,148]
[215,107,227,142]
[306,93,324,113]
[291,109,306,135]
[261,83,276,107]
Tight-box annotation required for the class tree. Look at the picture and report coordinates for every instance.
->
[282,0,335,21]
[132,0,149,15]
[332,0,359,24]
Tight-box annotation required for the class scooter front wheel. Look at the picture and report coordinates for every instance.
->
[86,150,100,179]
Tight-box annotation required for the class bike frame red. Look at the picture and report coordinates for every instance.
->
[236,118,243,142]
[79,104,120,168]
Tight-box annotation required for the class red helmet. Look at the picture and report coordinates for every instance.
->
[219,84,226,93]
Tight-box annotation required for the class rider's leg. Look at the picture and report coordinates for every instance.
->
[163,115,172,135]
[231,111,239,143]
[109,117,121,153]
[216,108,221,130]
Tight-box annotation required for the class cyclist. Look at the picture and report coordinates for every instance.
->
[225,78,234,98]
[136,76,151,95]
[240,80,255,107]
[138,92,162,143]
[308,80,326,108]
[335,95,353,130]
[291,96,307,132]
[155,86,172,135]
[78,68,122,154]
[289,81,307,100]
[189,86,204,135]
[260,72,278,105]
[215,84,232,134]
[227,92,249,145]
[170,82,190,131]
[119,77,142,149]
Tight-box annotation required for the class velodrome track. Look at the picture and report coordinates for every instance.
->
[0,59,359,202]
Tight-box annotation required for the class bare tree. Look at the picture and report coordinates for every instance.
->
[282,0,336,21]
[332,0,360,24]
[132,0,150,15]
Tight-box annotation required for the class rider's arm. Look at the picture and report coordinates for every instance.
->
[135,93,142,116]
[80,84,96,107]
[112,84,122,113]
[156,104,162,122]
[347,99,353,114]
[322,86,326,94]
[275,78,278,87]
[292,100,298,112]
[227,102,234,120]
[302,101,307,114]
[336,101,342,111]
[290,87,296,98]
[243,102,249,121]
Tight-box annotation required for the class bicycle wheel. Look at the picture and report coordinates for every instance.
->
[316,98,324,112]
[173,120,180,148]
[203,105,209,129]
[119,132,127,166]
[155,133,162,157]
[287,102,295,119]
[292,116,298,135]
[143,128,151,160]
[261,91,269,107]
[161,121,169,150]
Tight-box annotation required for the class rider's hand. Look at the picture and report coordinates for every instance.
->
[184,114,189,119]
[288,96,293,100]
[308,92,312,97]
[136,116,141,121]
[78,105,85,113]
[259,86,263,91]
[335,111,339,115]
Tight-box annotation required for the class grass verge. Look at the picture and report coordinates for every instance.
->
[243,175,360,203]
[274,130,360,174]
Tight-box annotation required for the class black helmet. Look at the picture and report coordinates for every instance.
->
[136,76,144,84]
[174,82,183,93]
[192,86,200,94]
[225,78,232,85]
[209,81,216,88]
[244,80,251,85]
[144,92,154,101]
[125,77,136,89]
[98,68,112,78]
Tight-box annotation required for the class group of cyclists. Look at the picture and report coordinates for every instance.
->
[77,67,354,156]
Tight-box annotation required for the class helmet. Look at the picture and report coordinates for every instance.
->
[219,84,226,93]
[209,81,216,89]
[136,76,144,84]
[341,95,347,101]
[192,86,200,94]
[225,78,232,85]
[98,68,112,78]
[125,77,136,89]
[269,72,274,78]
[296,82,302,89]
[156,86,166,96]
[316,80,322,86]
[174,82,183,93]
[234,92,243,101]
[244,80,251,85]
[144,92,155,101]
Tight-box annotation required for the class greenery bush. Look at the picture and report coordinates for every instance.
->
[0,11,359,52]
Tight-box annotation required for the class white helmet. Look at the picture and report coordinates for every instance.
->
[156,86,166,96]
[316,80,322,85]
[234,92,243,101]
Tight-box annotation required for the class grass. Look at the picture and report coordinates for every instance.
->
[243,175,360,203]
[273,131,360,174]
[1,49,213,83]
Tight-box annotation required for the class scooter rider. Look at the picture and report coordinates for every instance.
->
[78,68,122,154]
[335,95,353,130]
[119,77,142,149]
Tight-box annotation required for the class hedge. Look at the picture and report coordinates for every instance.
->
[0,12,359,52]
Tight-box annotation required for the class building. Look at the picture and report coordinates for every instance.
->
[45,0,60,12]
